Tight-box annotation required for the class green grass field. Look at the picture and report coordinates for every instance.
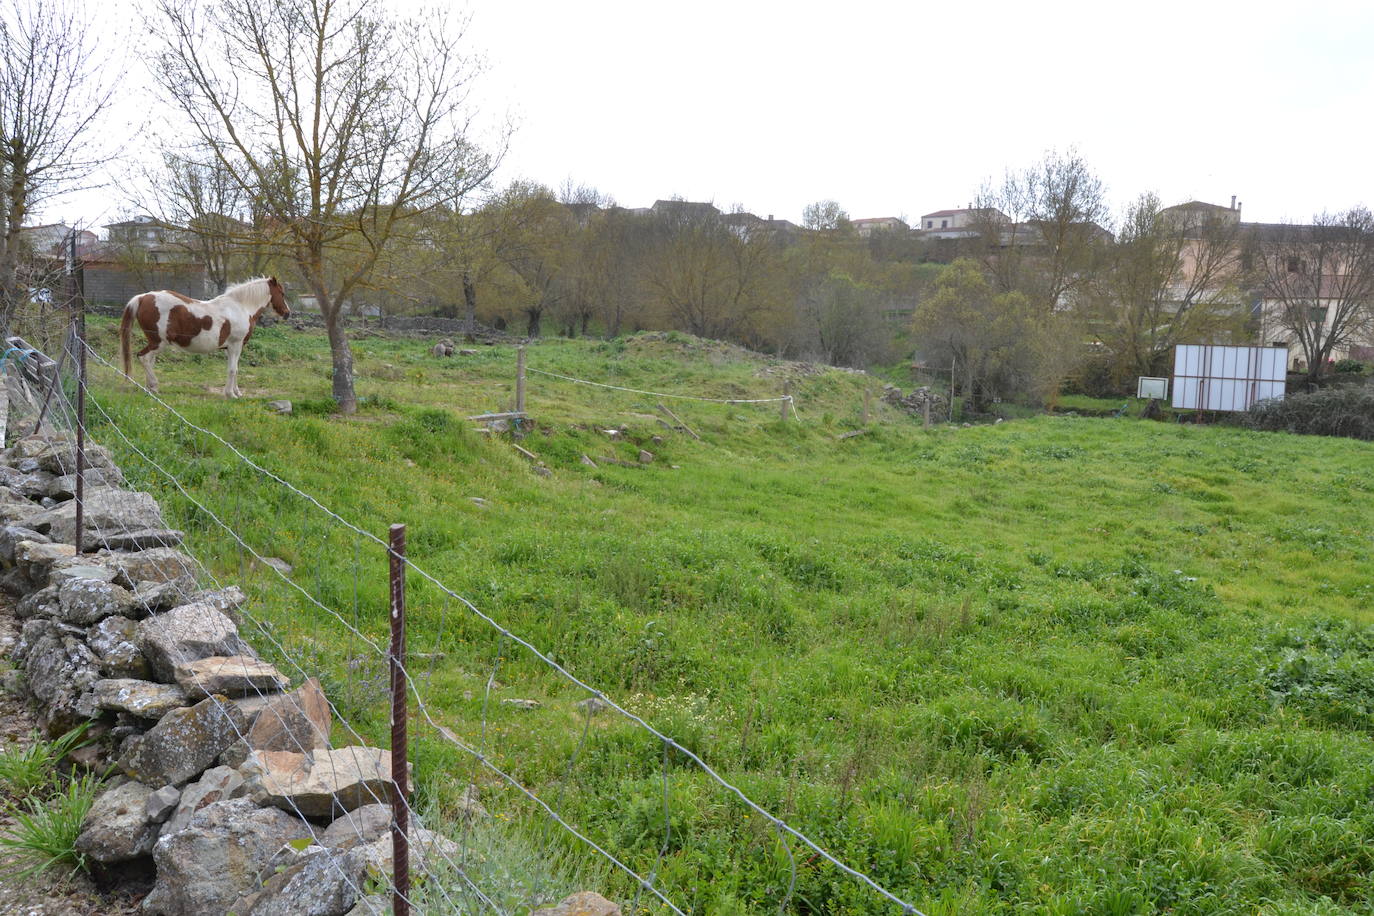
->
[80,320,1374,914]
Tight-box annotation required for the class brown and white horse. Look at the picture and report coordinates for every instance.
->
[119,276,290,397]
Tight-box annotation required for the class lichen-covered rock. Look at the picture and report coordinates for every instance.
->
[319,803,391,849]
[246,677,331,753]
[162,765,246,837]
[21,622,101,734]
[2,469,58,502]
[88,615,150,679]
[146,785,181,823]
[24,486,166,546]
[242,747,394,818]
[12,539,76,589]
[105,547,198,589]
[231,846,364,916]
[174,655,289,700]
[143,798,309,916]
[92,678,189,719]
[0,524,47,566]
[74,780,161,864]
[47,466,126,499]
[136,601,254,681]
[56,576,135,625]
[5,436,117,476]
[119,695,246,786]
[15,583,58,618]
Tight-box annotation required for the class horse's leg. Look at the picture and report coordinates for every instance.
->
[136,345,160,393]
[226,339,244,398]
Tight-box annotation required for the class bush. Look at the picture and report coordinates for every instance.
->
[1245,383,1374,440]
[1333,359,1365,374]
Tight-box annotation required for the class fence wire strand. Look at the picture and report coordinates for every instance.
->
[77,339,925,916]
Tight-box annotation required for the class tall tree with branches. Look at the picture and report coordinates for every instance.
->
[0,0,110,331]
[1092,193,1248,381]
[152,0,498,412]
[1253,208,1374,386]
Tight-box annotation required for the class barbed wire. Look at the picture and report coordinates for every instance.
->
[79,340,924,915]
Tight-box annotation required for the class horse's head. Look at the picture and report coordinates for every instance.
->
[267,276,291,318]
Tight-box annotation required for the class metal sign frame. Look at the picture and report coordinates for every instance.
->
[1136,377,1168,400]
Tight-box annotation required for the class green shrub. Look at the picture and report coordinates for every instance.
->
[1333,359,1365,374]
[1245,383,1374,440]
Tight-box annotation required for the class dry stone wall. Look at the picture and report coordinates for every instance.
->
[0,432,458,916]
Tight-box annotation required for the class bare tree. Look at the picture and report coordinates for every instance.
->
[1093,193,1249,381]
[1253,208,1374,386]
[0,0,110,330]
[973,149,1110,311]
[151,0,498,412]
[147,153,276,293]
[642,204,779,340]
[802,199,850,232]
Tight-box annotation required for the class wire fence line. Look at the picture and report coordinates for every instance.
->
[32,349,491,915]
[71,339,924,915]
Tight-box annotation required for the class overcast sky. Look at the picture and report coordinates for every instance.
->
[49,0,1374,232]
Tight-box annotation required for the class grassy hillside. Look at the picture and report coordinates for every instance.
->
[82,321,1374,914]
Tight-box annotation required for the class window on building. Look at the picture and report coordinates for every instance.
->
[925,220,932,228]
[1286,255,1302,274]
[941,220,948,228]
[1309,306,1328,325]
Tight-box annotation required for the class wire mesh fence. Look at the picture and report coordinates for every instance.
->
[1,285,929,913]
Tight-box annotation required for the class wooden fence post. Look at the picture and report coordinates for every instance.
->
[515,347,526,413]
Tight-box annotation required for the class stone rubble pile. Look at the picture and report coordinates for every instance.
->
[881,383,948,416]
[0,432,487,916]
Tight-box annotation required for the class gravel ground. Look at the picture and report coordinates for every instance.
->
[0,600,143,915]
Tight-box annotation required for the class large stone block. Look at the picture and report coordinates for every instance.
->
[119,695,247,786]
[24,486,166,546]
[143,798,309,916]
[174,655,289,700]
[75,781,161,864]
[136,602,254,682]
[242,747,394,818]
[246,677,331,753]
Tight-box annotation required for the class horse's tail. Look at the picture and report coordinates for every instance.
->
[119,299,134,379]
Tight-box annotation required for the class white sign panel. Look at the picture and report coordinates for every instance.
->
[1137,377,1168,399]
[1172,345,1286,411]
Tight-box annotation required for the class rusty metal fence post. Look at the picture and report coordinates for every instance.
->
[72,233,88,555]
[389,523,410,916]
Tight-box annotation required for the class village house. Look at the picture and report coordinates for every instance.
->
[851,216,909,238]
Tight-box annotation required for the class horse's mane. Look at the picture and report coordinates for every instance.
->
[223,277,270,301]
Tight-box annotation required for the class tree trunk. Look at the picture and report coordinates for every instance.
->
[321,299,358,414]
[0,144,29,334]
[525,307,542,338]
[462,271,477,333]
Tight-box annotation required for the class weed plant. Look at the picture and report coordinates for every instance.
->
[0,775,98,881]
